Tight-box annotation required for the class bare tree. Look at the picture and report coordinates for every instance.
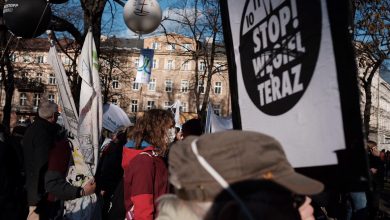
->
[0,0,127,126]
[0,0,15,130]
[161,0,228,125]
[353,0,390,138]
[99,37,134,105]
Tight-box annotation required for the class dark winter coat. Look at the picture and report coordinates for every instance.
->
[45,129,80,202]
[22,117,58,206]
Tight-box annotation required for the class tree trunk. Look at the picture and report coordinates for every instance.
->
[363,62,381,140]
[363,81,372,140]
[0,8,14,131]
[2,58,14,129]
[81,0,107,55]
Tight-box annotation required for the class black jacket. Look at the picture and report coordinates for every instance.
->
[22,117,57,206]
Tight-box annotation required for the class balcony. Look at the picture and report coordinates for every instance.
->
[15,77,45,93]
[14,105,38,115]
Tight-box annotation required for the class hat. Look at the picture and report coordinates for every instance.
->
[168,130,324,201]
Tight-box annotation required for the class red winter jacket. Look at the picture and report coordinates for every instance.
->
[122,143,169,220]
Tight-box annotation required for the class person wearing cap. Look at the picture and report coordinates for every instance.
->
[122,109,174,220]
[22,101,95,220]
[156,130,324,220]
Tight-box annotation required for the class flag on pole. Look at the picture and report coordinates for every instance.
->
[169,100,181,128]
[135,49,154,84]
[204,103,232,133]
[78,30,103,175]
[48,45,92,176]
[204,103,212,133]
[48,42,99,220]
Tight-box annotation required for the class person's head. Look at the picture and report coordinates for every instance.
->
[204,180,302,220]
[112,126,129,145]
[367,140,380,156]
[163,131,323,220]
[168,130,323,201]
[131,109,174,155]
[38,101,59,123]
[181,118,202,138]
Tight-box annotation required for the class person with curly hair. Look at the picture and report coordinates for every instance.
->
[122,109,175,220]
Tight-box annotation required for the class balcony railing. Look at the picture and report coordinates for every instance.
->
[15,77,45,93]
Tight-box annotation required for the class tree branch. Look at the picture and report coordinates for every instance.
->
[50,15,83,45]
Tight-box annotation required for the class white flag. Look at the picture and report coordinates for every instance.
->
[78,30,103,174]
[204,103,212,133]
[169,100,181,128]
[48,45,92,175]
[48,44,100,220]
[203,103,232,134]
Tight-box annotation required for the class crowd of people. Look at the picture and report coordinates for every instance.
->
[0,100,388,220]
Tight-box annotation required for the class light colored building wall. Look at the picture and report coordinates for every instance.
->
[360,70,390,151]
[3,34,231,125]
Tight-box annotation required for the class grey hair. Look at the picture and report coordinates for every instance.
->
[38,101,58,119]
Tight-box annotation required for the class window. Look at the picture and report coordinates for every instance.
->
[23,56,29,63]
[152,42,159,50]
[214,81,222,94]
[132,81,140,90]
[164,101,173,110]
[165,79,173,92]
[152,59,157,69]
[183,43,192,51]
[167,43,176,51]
[49,74,56,84]
[33,93,41,107]
[111,99,118,105]
[64,57,72,65]
[134,59,139,68]
[148,78,156,91]
[146,100,155,110]
[167,60,173,70]
[20,93,27,106]
[10,54,16,62]
[36,73,42,83]
[131,100,138,112]
[198,80,205,94]
[216,62,223,72]
[18,116,27,123]
[181,80,188,93]
[48,94,55,102]
[182,102,188,112]
[112,76,119,89]
[36,56,44,64]
[213,104,221,116]
[182,61,189,71]
[199,61,206,71]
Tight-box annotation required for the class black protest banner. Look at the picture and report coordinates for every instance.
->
[221,0,369,190]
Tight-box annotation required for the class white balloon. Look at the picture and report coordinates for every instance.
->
[123,0,162,35]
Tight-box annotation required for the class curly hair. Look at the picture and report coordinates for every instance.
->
[129,109,174,156]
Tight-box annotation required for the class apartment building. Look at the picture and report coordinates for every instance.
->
[360,70,390,151]
[1,34,231,124]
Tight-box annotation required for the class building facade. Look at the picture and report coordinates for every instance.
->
[360,70,390,151]
[1,34,231,125]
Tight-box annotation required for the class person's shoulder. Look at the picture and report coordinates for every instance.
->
[135,151,155,160]
[130,151,156,167]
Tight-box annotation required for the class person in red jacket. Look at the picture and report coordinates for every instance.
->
[122,109,174,220]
